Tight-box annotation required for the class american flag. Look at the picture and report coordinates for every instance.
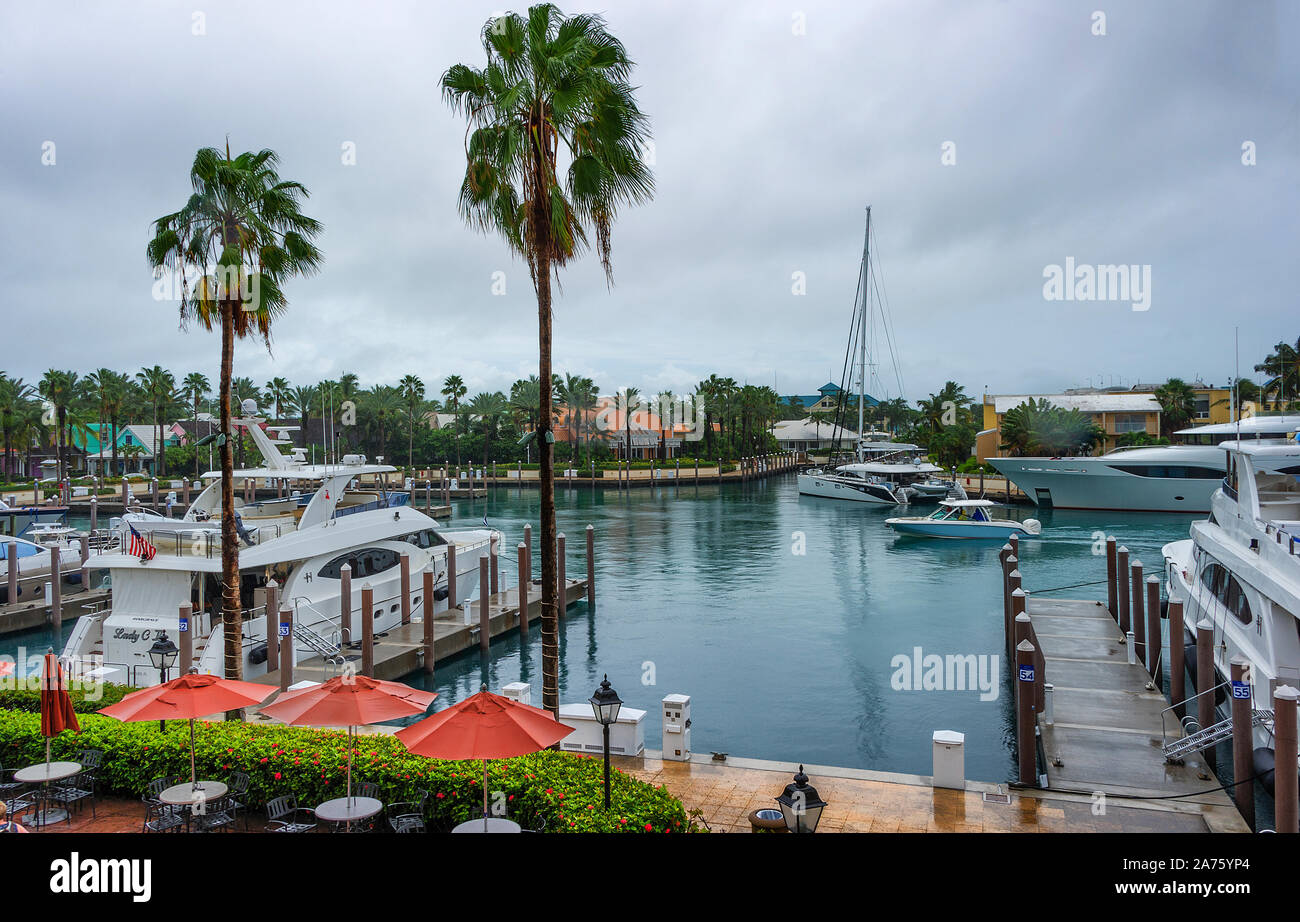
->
[128,522,157,561]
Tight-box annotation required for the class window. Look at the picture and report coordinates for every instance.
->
[317,547,401,580]
[1198,560,1252,625]
[1194,398,1210,419]
[1112,465,1222,479]
[1113,414,1148,434]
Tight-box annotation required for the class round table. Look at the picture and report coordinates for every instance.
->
[159,781,228,831]
[13,761,81,828]
[452,817,522,834]
[315,796,382,832]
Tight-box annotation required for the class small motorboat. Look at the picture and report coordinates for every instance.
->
[885,499,1041,540]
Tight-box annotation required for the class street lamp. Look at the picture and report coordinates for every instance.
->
[147,632,179,730]
[776,765,828,834]
[589,675,622,809]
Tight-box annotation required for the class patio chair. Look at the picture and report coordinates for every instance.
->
[143,774,185,820]
[49,769,96,819]
[193,794,236,833]
[0,763,25,800]
[354,782,382,831]
[225,771,251,830]
[5,786,41,829]
[386,790,429,834]
[265,794,317,833]
[142,801,184,833]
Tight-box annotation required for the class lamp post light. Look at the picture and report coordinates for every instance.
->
[589,674,622,809]
[147,632,179,730]
[776,765,828,834]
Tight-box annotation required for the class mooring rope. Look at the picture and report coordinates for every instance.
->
[1025,578,1111,594]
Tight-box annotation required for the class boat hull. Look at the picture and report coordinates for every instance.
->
[885,518,1032,539]
[987,457,1219,513]
[797,473,899,504]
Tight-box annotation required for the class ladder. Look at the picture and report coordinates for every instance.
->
[1162,709,1274,761]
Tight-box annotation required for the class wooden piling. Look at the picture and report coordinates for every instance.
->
[121,479,129,508]
[151,478,159,511]
[178,602,193,672]
[447,544,457,611]
[557,533,566,615]
[490,541,499,596]
[339,563,352,645]
[1130,559,1146,665]
[1169,599,1186,719]
[517,542,529,635]
[7,542,17,605]
[1229,657,1255,829]
[1016,638,1038,785]
[50,548,61,635]
[1273,686,1298,833]
[999,544,1012,643]
[1145,575,1161,681]
[479,555,490,653]
[422,566,435,676]
[523,524,532,588]
[278,606,293,691]
[361,583,375,677]
[1196,618,1216,769]
[400,553,411,626]
[265,580,280,673]
[586,524,595,608]
[1007,564,1022,658]
[89,498,98,535]
[183,478,190,506]
[1116,546,1130,633]
[1105,536,1117,618]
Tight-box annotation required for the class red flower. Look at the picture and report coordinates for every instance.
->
[273,772,281,780]
[260,757,268,763]
[645,823,652,831]
[436,792,445,799]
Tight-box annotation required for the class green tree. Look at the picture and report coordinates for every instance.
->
[443,3,653,717]
[1254,337,1300,410]
[0,374,36,480]
[146,144,323,681]
[1153,377,1197,437]
[38,370,79,482]
[399,374,425,469]
[135,365,176,476]
[467,391,510,472]
[441,375,467,465]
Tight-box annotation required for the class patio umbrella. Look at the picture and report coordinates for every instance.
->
[395,685,575,831]
[39,651,80,769]
[98,670,274,788]
[257,675,436,801]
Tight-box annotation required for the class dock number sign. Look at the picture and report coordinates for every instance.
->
[1231,680,1250,699]
[278,623,290,637]
[178,617,188,633]
[1018,664,1035,682]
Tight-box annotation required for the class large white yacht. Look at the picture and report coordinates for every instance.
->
[62,409,494,685]
[798,439,945,505]
[989,415,1300,512]
[1162,439,1300,794]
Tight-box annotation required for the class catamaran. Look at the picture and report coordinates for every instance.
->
[62,407,495,685]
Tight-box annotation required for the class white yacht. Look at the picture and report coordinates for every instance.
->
[989,415,1300,512]
[62,409,495,685]
[0,532,85,604]
[1162,439,1300,795]
[798,440,944,505]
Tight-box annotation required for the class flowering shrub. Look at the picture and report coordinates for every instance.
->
[0,682,135,714]
[0,709,695,833]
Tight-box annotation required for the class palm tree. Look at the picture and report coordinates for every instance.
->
[441,375,467,465]
[399,374,425,469]
[1255,337,1300,410]
[180,372,212,477]
[288,384,319,454]
[557,372,591,460]
[146,144,323,682]
[0,374,36,480]
[38,370,78,483]
[264,376,291,419]
[361,385,403,463]
[467,391,510,472]
[618,387,641,460]
[1153,377,1197,437]
[443,4,653,718]
[135,366,176,476]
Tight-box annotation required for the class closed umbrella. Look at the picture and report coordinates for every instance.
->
[98,671,274,788]
[395,684,574,831]
[39,651,79,770]
[258,675,436,801]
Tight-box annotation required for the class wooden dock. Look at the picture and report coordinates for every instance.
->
[256,578,589,687]
[1003,542,1250,832]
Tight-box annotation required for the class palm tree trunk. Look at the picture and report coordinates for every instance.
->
[219,303,243,682]
[537,253,559,721]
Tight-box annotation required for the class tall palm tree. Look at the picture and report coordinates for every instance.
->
[1153,377,1197,437]
[136,365,176,476]
[1255,337,1300,410]
[264,376,291,419]
[399,374,425,469]
[38,370,78,483]
[147,144,323,681]
[441,375,467,465]
[288,384,319,453]
[467,391,510,472]
[443,4,653,717]
[0,374,36,480]
[361,384,403,463]
[618,386,640,460]
[180,372,212,476]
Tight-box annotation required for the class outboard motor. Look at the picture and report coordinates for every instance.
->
[1022,518,1042,535]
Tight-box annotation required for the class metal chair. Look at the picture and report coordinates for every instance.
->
[386,790,429,834]
[5,786,41,829]
[0,764,25,800]
[265,794,317,833]
[194,794,236,833]
[143,801,184,833]
[225,771,251,830]
[354,783,382,831]
[49,769,96,819]
[143,774,184,821]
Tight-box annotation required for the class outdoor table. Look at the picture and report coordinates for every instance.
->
[315,796,382,832]
[159,781,228,832]
[451,817,522,834]
[13,760,81,828]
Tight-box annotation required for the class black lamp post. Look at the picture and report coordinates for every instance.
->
[776,765,828,834]
[589,674,622,809]
[147,632,178,730]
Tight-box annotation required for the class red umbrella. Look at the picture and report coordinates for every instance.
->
[99,671,274,788]
[396,685,575,830]
[39,652,80,769]
[258,675,436,801]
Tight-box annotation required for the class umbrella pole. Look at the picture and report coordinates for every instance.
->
[190,718,197,788]
[483,759,488,832]
[347,725,354,805]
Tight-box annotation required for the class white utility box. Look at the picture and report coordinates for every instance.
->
[932,729,965,790]
[502,682,531,706]
[556,703,646,756]
[662,694,691,761]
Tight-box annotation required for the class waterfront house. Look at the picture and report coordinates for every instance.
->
[771,419,861,456]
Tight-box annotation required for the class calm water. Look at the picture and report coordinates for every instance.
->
[3,477,1200,782]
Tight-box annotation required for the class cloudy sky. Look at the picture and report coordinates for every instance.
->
[2,0,1295,406]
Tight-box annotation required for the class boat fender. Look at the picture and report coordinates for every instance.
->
[1160,597,1169,620]
[248,642,268,666]
[433,587,449,602]
[1253,746,1276,798]
[1023,518,1041,536]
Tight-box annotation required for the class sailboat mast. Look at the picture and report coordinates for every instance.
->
[858,206,871,443]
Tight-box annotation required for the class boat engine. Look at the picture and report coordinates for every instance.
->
[1023,518,1042,535]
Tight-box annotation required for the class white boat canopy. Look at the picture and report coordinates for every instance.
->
[939,499,999,508]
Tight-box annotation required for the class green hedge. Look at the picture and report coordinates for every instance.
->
[0,683,135,713]
[0,709,695,833]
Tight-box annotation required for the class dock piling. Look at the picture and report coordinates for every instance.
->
[1105,536,1117,618]
[89,498,98,535]
[1130,559,1146,665]
[422,566,435,675]
[265,580,280,673]
[1229,657,1255,829]
[151,478,159,511]
[586,524,595,608]
[178,601,193,671]
[447,544,457,611]
[339,563,352,645]
[400,553,411,626]
[523,524,532,588]
[479,555,490,652]
[1169,599,1186,719]
[1273,686,1298,832]
[1196,618,1216,769]
[50,549,61,635]
[361,583,375,678]
[1007,567,1022,658]
[1016,638,1038,785]
[557,533,566,615]
[490,540,498,596]
[517,543,529,635]
[1116,546,1130,632]
[278,606,293,691]
[1145,574,1162,681]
